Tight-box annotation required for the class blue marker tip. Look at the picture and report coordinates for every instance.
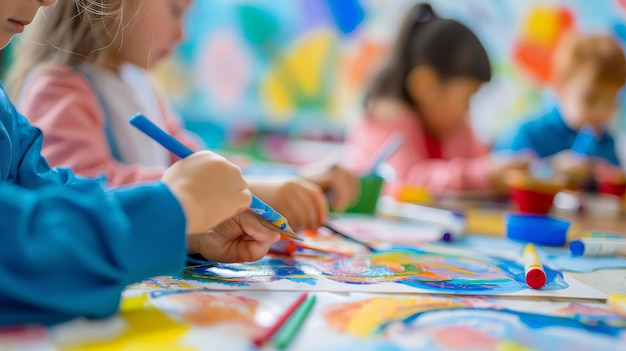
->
[569,240,585,256]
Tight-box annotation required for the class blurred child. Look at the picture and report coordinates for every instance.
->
[345,3,527,197]
[8,0,358,231]
[0,0,280,326]
[495,33,625,186]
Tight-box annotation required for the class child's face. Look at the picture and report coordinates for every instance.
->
[414,76,482,138]
[558,73,621,132]
[0,0,57,49]
[117,0,191,69]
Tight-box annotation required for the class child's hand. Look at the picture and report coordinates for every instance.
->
[248,177,328,231]
[298,164,360,211]
[162,151,251,234]
[552,150,592,184]
[487,155,531,194]
[187,210,281,263]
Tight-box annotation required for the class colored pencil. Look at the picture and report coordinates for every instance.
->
[129,114,299,240]
[252,292,308,348]
[322,223,376,252]
[273,294,317,350]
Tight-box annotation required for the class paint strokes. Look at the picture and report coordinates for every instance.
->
[318,248,567,293]
[149,290,259,326]
[184,245,569,295]
[183,258,318,286]
[322,296,626,351]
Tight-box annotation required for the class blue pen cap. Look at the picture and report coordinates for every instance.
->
[569,240,585,256]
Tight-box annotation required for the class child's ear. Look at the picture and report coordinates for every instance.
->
[406,66,440,104]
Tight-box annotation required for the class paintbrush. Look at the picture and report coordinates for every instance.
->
[322,223,376,252]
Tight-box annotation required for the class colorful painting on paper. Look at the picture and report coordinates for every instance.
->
[317,294,626,351]
[130,242,605,299]
[53,290,296,351]
[45,291,626,351]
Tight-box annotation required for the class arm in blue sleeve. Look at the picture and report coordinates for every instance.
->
[0,181,186,326]
[600,138,621,166]
[493,124,540,156]
[15,112,93,188]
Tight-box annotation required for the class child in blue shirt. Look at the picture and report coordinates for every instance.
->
[0,0,279,326]
[496,33,625,184]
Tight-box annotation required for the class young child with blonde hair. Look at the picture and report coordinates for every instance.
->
[496,33,626,184]
[9,0,358,231]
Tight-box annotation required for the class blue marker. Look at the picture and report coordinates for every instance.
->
[130,114,295,235]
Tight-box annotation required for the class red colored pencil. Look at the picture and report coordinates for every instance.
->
[252,292,308,348]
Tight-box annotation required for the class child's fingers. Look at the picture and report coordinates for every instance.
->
[239,213,281,244]
[303,182,329,227]
[241,241,274,262]
[290,188,321,230]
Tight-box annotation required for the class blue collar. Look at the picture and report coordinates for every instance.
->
[547,108,612,141]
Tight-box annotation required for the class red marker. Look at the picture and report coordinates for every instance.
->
[523,243,546,289]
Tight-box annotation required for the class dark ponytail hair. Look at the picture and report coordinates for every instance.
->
[365,3,491,107]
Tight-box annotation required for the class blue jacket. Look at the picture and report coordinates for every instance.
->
[494,108,620,166]
[0,84,187,326]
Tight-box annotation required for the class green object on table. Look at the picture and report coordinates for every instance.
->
[273,295,317,349]
[345,175,384,214]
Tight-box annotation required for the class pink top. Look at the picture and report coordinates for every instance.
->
[345,103,490,195]
[17,64,201,187]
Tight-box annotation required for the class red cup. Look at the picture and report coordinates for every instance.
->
[510,187,557,214]
[597,181,626,198]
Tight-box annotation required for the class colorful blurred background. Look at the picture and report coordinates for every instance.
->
[4,0,626,166]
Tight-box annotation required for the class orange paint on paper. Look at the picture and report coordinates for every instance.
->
[168,292,258,326]
[323,297,464,337]
[433,326,498,349]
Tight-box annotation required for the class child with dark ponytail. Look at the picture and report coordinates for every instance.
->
[346,3,528,197]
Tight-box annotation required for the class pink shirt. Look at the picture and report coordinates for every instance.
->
[17,64,201,187]
[345,103,490,195]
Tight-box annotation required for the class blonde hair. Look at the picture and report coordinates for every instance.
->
[551,32,626,88]
[5,0,130,100]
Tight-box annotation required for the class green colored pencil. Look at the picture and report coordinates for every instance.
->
[272,294,317,350]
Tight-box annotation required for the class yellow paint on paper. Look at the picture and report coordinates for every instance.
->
[65,309,191,351]
[337,297,462,337]
[120,293,151,312]
[497,340,534,351]
[608,294,626,317]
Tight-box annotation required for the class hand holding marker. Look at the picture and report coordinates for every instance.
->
[129,114,299,240]
[315,132,405,251]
